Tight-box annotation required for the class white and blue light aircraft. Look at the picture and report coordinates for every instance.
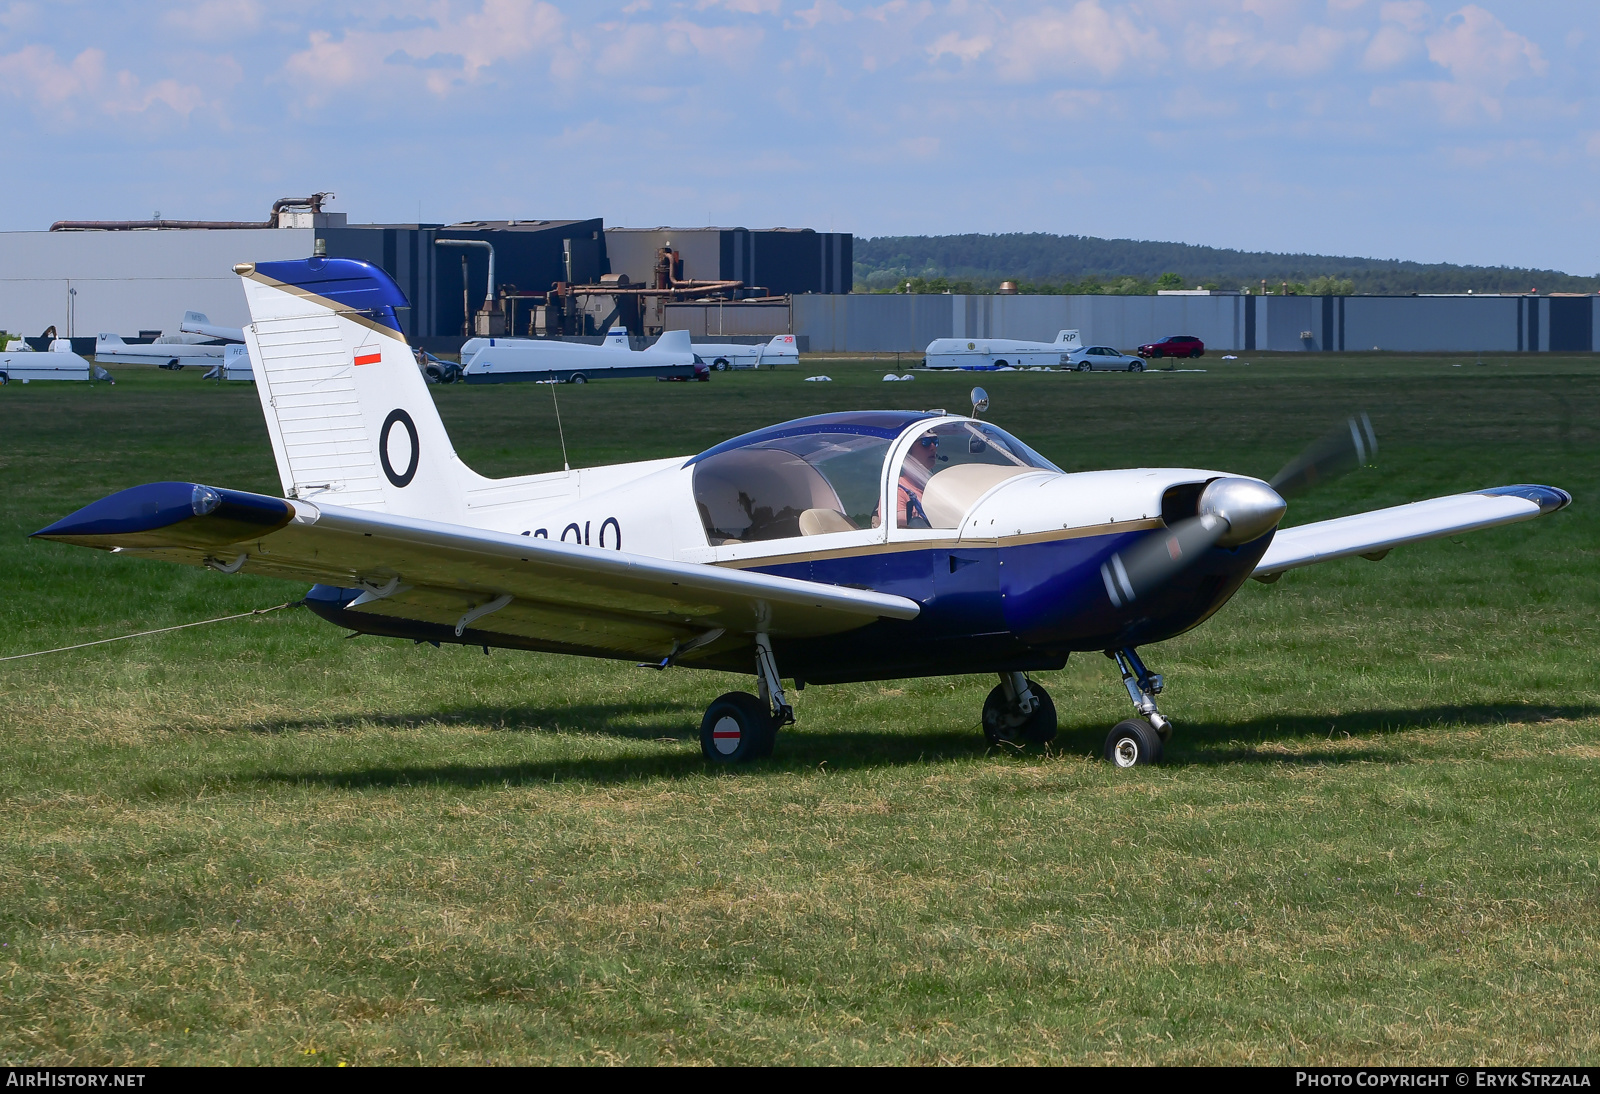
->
[461,327,704,384]
[33,258,1572,767]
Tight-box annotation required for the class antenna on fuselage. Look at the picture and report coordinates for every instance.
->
[970,387,989,417]
[548,372,570,472]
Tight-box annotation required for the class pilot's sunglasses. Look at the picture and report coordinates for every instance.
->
[918,437,939,449]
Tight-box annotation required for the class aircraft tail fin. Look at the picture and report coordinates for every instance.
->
[766,334,798,355]
[237,257,477,520]
[181,310,247,342]
[1055,330,1082,348]
[647,329,692,355]
[604,326,630,347]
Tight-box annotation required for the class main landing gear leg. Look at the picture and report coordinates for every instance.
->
[754,632,796,729]
[1102,648,1170,768]
[698,632,791,764]
[982,671,1058,746]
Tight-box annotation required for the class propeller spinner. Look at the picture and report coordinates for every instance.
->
[1101,414,1377,609]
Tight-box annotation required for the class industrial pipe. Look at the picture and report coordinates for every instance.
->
[434,239,495,307]
[51,192,335,232]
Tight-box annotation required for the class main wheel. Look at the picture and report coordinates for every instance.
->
[1104,718,1163,767]
[982,681,1057,745]
[1130,360,1144,372]
[700,692,776,763]
[569,373,587,384]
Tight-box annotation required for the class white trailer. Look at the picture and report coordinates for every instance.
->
[0,339,92,382]
[924,329,1081,370]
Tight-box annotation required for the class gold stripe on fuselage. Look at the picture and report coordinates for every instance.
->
[714,518,1165,569]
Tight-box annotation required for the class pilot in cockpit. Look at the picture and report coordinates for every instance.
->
[894,431,940,528]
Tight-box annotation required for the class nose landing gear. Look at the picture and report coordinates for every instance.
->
[1103,648,1170,767]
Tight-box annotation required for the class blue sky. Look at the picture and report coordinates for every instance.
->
[1,1,1595,272]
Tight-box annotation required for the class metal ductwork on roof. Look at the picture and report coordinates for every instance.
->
[50,193,335,232]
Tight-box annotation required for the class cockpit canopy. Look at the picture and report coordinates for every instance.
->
[689,411,1059,545]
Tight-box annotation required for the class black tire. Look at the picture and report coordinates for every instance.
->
[1104,718,1163,767]
[714,358,730,371]
[994,359,1008,369]
[700,692,776,763]
[1130,360,1144,372]
[569,373,587,384]
[1190,349,1202,359]
[1152,349,1164,359]
[1076,361,1091,372]
[982,680,1058,745]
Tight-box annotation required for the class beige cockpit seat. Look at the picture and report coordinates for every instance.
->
[798,508,857,535]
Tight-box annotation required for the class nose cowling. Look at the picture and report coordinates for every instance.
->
[1198,477,1287,546]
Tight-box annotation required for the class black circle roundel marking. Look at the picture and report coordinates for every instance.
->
[379,409,420,488]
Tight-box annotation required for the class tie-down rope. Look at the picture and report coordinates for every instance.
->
[0,601,301,663]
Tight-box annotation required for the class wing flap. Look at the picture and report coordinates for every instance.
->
[1254,485,1571,578]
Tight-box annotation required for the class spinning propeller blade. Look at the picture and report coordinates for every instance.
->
[1101,514,1228,609]
[1099,414,1375,609]
[1269,412,1377,499]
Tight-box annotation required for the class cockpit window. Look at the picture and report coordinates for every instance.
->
[693,432,892,543]
[894,421,1060,529]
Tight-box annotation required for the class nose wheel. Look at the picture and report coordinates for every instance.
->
[1103,648,1171,767]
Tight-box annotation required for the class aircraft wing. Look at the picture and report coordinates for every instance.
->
[32,482,921,662]
[1253,485,1571,580]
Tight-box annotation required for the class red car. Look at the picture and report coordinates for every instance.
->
[1138,335,1205,359]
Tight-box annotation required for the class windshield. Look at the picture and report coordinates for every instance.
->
[894,421,1060,529]
[693,432,893,543]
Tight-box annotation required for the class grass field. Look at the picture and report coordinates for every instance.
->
[1,355,1597,1065]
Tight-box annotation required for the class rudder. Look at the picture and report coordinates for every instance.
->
[237,257,479,520]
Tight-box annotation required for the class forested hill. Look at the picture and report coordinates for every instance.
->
[853,233,1599,295]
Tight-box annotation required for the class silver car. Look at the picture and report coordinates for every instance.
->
[1065,345,1145,372]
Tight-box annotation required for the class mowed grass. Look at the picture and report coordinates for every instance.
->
[0,355,1597,1065]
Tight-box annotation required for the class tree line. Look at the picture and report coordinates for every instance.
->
[854,233,1597,296]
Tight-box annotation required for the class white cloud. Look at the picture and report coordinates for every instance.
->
[789,0,854,30]
[695,0,780,12]
[1425,5,1546,89]
[927,30,990,64]
[1196,21,1364,73]
[0,44,208,120]
[283,0,565,100]
[162,0,263,41]
[996,1,1164,79]
[1363,23,1418,68]
[1379,0,1431,33]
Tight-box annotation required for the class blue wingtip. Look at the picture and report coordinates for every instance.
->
[32,482,292,541]
[1478,484,1572,515]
